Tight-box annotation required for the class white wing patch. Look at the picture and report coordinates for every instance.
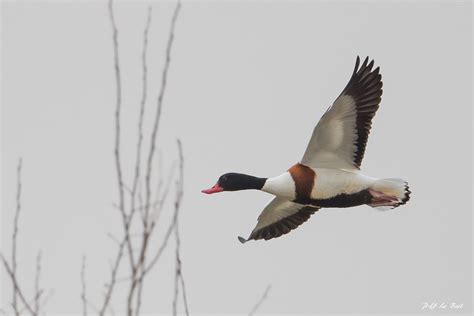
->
[302,95,358,169]
[301,57,383,170]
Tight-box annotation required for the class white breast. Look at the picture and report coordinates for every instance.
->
[312,168,375,200]
[261,172,296,200]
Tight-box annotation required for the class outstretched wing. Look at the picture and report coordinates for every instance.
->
[301,56,383,170]
[238,197,319,243]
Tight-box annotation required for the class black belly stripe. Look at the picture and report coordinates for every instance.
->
[295,189,373,208]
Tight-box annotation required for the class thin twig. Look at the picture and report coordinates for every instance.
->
[99,233,127,316]
[34,251,42,314]
[172,139,188,316]
[112,205,176,283]
[106,233,122,246]
[143,213,175,275]
[1,254,35,315]
[172,247,179,316]
[249,285,272,316]
[179,273,189,316]
[126,228,150,316]
[38,289,54,313]
[18,290,43,315]
[133,265,145,316]
[176,140,189,315]
[81,256,87,316]
[143,0,182,228]
[100,1,136,313]
[11,158,22,316]
[151,160,177,224]
[125,2,182,314]
[108,0,136,271]
[131,6,152,230]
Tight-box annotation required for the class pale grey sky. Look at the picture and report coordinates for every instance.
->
[1,1,472,315]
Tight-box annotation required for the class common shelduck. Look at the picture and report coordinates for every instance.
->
[202,56,410,242]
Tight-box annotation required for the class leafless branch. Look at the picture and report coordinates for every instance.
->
[125,2,182,314]
[11,158,22,315]
[131,5,152,229]
[34,251,42,315]
[126,229,150,316]
[179,272,189,315]
[151,160,177,224]
[172,139,189,316]
[172,255,179,316]
[1,254,35,315]
[143,212,175,275]
[81,255,87,316]
[249,285,271,316]
[99,232,127,315]
[133,266,145,316]
[38,289,54,313]
[143,0,182,228]
[2,159,49,316]
[108,0,136,273]
[100,1,138,313]
[101,1,183,314]
[107,233,122,246]
[18,290,43,315]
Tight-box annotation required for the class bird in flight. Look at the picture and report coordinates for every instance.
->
[202,56,410,243]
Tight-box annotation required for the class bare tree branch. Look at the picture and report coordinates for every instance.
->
[2,159,49,316]
[133,265,145,316]
[179,272,189,316]
[125,2,182,314]
[172,139,189,316]
[108,0,136,272]
[18,290,43,315]
[11,158,22,316]
[131,6,152,229]
[34,251,42,315]
[102,1,183,314]
[151,160,177,224]
[1,255,35,315]
[143,211,175,275]
[249,285,271,316]
[99,233,127,315]
[81,255,87,316]
[38,289,54,313]
[172,253,179,316]
[126,229,150,316]
[107,232,122,246]
[143,0,182,227]
[100,1,139,313]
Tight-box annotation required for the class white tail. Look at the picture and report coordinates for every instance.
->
[368,178,411,211]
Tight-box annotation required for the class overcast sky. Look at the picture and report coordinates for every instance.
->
[1,1,472,315]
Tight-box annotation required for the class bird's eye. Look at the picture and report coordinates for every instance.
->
[221,176,228,182]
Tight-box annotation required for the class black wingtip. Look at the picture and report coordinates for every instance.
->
[367,59,374,71]
[238,236,248,244]
[354,56,361,73]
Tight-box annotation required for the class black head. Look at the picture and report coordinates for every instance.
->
[202,173,266,194]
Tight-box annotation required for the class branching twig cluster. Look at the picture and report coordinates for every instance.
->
[2,1,275,315]
[1,159,46,316]
[92,1,186,315]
